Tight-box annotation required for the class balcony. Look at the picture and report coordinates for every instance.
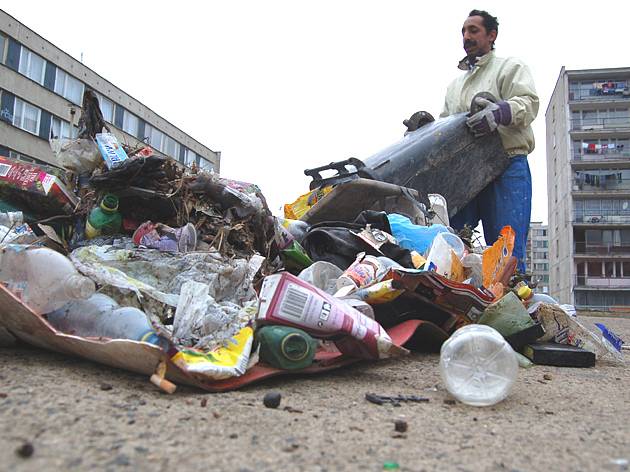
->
[573,211,630,226]
[572,175,630,196]
[574,242,630,256]
[569,83,630,102]
[571,117,630,132]
[574,276,630,289]
[572,151,630,169]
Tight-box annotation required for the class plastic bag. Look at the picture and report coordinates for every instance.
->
[49,138,101,173]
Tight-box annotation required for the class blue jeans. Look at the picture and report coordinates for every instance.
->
[450,155,532,273]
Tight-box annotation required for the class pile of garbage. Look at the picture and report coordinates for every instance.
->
[0,94,625,401]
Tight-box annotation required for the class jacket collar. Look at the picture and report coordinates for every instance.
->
[458,50,495,71]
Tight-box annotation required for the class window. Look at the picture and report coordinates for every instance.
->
[122,111,139,137]
[51,116,77,139]
[13,98,41,135]
[534,263,549,271]
[533,252,548,260]
[18,47,45,84]
[54,69,84,105]
[96,94,114,123]
[183,148,196,167]
[199,158,214,172]
[144,124,165,151]
[163,135,179,158]
[0,34,6,63]
[587,261,601,277]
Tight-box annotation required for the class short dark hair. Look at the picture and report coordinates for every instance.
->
[468,9,499,48]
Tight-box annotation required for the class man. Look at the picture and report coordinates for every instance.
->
[440,10,539,272]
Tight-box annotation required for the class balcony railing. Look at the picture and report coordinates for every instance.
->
[573,211,630,224]
[571,117,630,131]
[573,177,630,192]
[569,84,630,101]
[572,151,630,162]
[574,242,630,255]
[574,276,630,288]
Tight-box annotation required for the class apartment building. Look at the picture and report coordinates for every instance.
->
[547,66,630,310]
[526,222,550,294]
[0,9,219,171]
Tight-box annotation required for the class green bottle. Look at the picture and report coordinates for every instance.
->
[256,325,318,370]
[85,194,122,239]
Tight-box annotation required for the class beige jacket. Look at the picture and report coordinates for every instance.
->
[440,50,539,156]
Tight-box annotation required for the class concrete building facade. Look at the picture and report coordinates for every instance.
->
[546,66,630,310]
[526,221,549,294]
[0,9,219,171]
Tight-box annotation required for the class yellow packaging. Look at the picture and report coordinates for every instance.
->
[283,186,334,220]
[482,226,515,288]
[171,326,253,379]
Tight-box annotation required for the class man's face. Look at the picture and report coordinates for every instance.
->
[462,15,496,57]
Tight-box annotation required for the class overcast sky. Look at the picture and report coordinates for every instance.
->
[3,1,629,223]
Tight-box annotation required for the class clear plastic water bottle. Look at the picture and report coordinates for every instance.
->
[47,293,162,346]
[0,245,95,314]
[439,324,518,406]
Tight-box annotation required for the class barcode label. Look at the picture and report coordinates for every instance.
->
[0,163,12,177]
[279,284,309,320]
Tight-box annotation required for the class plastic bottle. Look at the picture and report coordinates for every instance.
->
[85,194,122,239]
[439,324,518,406]
[425,232,465,279]
[517,286,557,306]
[335,253,401,292]
[386,214,449,254]
[256,325,317,370]
[47,293,162,345]
[0,245,95,314]
[461,253,483,287]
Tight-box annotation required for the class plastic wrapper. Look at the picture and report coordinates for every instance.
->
[284,186,333,220]
[536,304,624,362]
[482,226,515,288]
[343,279,405,305]
[49,138,100,173]
[258,272,407,360]
[0,211,35,244]
[70,245,264,351]
[171,326,254,379]
[390,268,495,323]
[298,261,343,295]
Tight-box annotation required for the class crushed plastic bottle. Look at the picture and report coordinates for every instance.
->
[47,293,162,346]
[439,324,518,406]
[425,232,465,279]
[0,245,95,314]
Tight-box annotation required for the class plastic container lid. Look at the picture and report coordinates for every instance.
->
[517,285,532,300]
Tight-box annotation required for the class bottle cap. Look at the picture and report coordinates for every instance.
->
[100,194,119,213]
[517,285,532,300]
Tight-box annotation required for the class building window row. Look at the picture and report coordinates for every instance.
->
[1,33,214,171]
[574,169,630,192]
[575,290,630,308]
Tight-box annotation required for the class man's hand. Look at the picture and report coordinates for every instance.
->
[466,97,512,137]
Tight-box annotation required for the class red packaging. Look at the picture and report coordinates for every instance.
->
[0,156,78,215]
[257,272,407,360]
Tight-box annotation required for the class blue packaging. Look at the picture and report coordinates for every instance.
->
[387,213,449,255]
[95,133,128,169]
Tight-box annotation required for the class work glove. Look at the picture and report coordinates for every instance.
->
[466,97,512,137]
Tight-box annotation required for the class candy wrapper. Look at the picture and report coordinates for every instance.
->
[258,272,407,360]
